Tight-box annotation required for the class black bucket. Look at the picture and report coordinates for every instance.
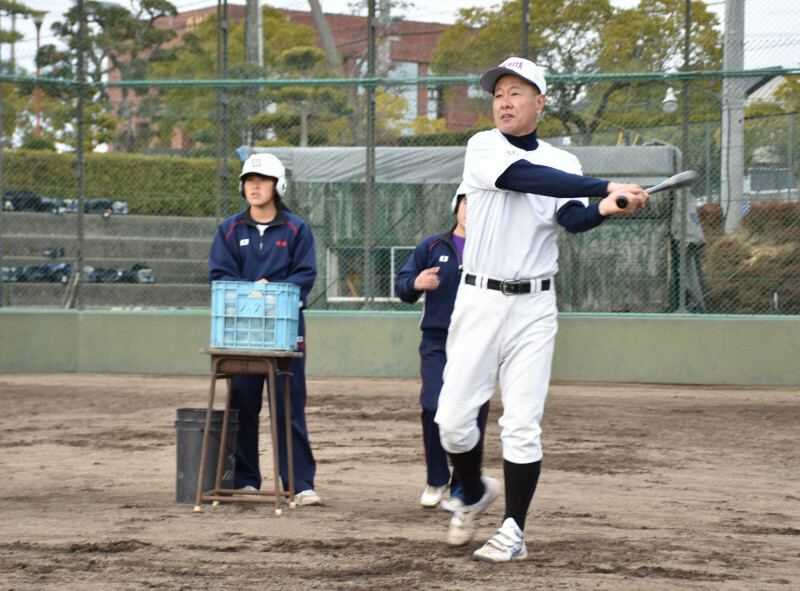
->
[174,408,238,504]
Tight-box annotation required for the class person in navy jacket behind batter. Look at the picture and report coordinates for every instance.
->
[395,183,489,510]
[208,153,321,507]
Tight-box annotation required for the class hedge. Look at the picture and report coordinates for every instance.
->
[1,149,242,217]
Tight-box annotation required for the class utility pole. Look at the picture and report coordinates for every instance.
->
[377,0,391,76]
[721,0,745,234]
[521,0,529,59]
[10,12,15,72]
[307,0,343,73]
[33,11,45,137]
[307,0,364,142]
[245,0,261,66]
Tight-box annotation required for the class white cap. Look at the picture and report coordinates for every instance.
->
[480,57,547,95]
[451,181,467,214]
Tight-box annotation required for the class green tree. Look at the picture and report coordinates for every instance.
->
[151,6,356,152]
[254,47,353,147]
[772,76,800,111]
[744,76,800,177]
[149,6,320,154]
[0,80,28,149]
[1,1,37,149]
[0,0,34,73]
[431,0,723,145]
[587,0,722,141]
[41,0,177,152]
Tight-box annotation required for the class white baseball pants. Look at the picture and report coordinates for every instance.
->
[435,282,557,464]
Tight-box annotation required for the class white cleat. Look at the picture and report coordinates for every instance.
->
[439,493,465,512]
[420,484,449,508]
[446,476,500,546]
[472,517,528,564]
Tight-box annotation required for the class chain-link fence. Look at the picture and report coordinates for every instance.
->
[1,68,799,313]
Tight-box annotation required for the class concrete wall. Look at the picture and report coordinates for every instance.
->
[1,309,798,386]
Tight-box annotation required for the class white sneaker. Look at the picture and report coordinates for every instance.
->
[439,494,465,512]
[236,485,259,497]
[446,476,500,546]
[473,517,528,563]
[294,489,322,506]
[420,484,449,508]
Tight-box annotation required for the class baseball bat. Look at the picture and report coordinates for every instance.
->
[615,170,699,208]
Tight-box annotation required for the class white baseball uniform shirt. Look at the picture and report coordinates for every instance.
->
[436,128,589,464]
[461,128,588,280]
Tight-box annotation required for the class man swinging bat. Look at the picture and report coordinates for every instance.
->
[433,56,649,564]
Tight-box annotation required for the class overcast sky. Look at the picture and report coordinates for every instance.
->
[8,0,800,74]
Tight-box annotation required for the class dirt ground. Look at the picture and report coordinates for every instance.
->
[1,374,798,590]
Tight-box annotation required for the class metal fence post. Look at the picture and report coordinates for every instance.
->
[363,0,377,309]
[74,0,87,310]
[788,113,794,202]
[677,0,692,313]
[0,58,4,309]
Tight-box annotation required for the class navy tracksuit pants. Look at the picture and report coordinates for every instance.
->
[230,315,315,492]
[420,335,489,488]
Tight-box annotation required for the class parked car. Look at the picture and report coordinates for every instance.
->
[40,196,65,214]
[43,245,66,259]
[88,198,113,214]
[82,265,100,283]
[60,198,128,214]
[131,262,155,283]
[15,262,73,283]
[2,189,46,212]
[1,266,17,282]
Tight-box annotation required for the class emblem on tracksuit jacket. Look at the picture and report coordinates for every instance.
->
[439,255,449,263]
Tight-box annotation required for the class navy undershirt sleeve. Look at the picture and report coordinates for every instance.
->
[556,200,607,233]
[495,130,609,232]
[496,160,610,198]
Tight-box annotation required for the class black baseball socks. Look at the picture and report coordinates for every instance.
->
[503,459,541,530]
[447,441,484,505]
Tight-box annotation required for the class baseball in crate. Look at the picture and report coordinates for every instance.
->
[210,281,300,350]
[208,152,321,506]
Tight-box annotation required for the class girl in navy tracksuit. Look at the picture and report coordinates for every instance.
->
[395,187,489,508]
[208,153,321,506]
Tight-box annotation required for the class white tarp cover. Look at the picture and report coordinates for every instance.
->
[237,143,681,187]
[237,146,467,185]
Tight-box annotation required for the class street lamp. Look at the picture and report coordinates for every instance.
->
[32,11,46,138]
[661,87,679,114]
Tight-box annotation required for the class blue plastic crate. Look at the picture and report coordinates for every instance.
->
[210,281,300,351]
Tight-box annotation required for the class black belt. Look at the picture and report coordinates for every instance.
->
[464,273,550,295]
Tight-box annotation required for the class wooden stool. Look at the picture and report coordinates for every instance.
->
[194,348,303,515]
